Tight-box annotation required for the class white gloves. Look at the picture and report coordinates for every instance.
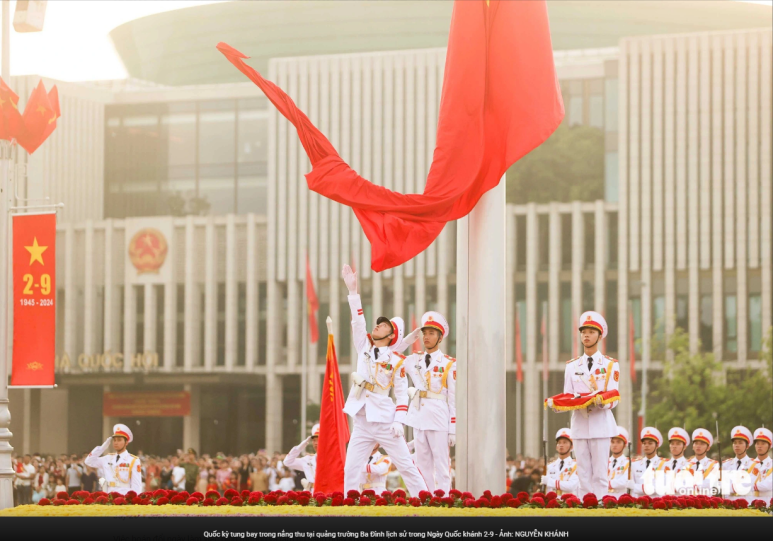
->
[301,478,311,490]
[98,437,112,455]
[448,434,456,447]
[404,328,421,347]
[390,422,404,438]
[626,480,637,491]
[342,264,358,294]
[540,476,556,489]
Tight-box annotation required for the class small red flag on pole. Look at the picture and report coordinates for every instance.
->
[314,322,350,493]
[629,305,637,383]
[306,254,319,344]
[515,310,523,383]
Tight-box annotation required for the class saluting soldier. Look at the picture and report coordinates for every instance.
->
[359,443,392,492]
[607,426,630,495]
[752,428,772,501]
[541,428,579,496]
[563,311,620,497]
[688,428,720,496]
[284,423,320,492]
[84,424,143,495]
[627,427,668,497]
[341,264,427,496]
[403,311,456,493]
[724,426,756,501]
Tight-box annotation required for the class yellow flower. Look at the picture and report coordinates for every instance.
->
[0,505,767,517]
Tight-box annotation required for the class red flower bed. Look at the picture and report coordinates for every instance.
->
[30,489,770,512]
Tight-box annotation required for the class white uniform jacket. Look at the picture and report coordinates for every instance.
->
[667,456,690,475]
[607,455,630,494]
[562,351,619,439]
[404,350,456,433]
[283,444,317,484]
[630,456,668,497]
[687,456,720,495]
[723,455,757,500]
[343,294,409,424]
[753,456,772,500]
[84,448,143,495]
[545,456,578,496]
[360,452,391,490]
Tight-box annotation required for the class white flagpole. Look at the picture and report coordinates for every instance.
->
[456,177,506,495]
[301,259,308,441]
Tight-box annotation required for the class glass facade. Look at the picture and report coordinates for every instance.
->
[725,295,737,354]
[105,98,268,218]
[749,294,762,352]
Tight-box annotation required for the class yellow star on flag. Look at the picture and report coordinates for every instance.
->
[37,105,48,115]
[25,237,48,266]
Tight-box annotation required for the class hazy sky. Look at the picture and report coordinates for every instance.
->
[4,0,773,83]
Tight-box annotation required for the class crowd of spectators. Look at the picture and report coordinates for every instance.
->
[11,447,546,507]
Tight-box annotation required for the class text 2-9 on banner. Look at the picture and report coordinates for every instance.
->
[12,213,56,386]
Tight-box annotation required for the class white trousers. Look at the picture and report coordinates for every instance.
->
[573,437,610,498]
[414,429,451,493]
[344,410,428,496]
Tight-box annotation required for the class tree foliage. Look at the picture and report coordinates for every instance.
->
[505,123,605,204]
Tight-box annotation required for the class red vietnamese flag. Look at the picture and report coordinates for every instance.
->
[0,77,22,141]
[411,313,422,354]
[314,330,350,493]
[17,80,60,154]
[306,254,319,344]
[515,310,523,383]
[217,0,563,271]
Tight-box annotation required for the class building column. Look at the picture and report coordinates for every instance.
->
[225,215,237,371]
[144,284,157,357]
[22,390,31,455]
[204,216,217,370]
[83,220,95,356]
[183,384,200,453]
[102,385,114,440]
[265,373,283,453]
[524,203,539,458]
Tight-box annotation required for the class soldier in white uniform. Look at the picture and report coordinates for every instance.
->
[562,311,620,498]
[627,427,668,497]
[341,264,428,496]
[667,427,691,495]
[687,428,720,496]
[541,428,579,496]
[403,311,456,493]
[84,424,143,495]
[724,426,756,501]
[607,426,630,495]
[284,423,320,491]
[752,428,772,501]
[360,444,392,492]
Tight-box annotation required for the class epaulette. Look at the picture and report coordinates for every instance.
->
[444,354,456,362]
[366,334,374,346]
[548,458,559,466]
[393,352,406,360]
[129,453,138,459]
[566,356,581,364]
[603,355,619,363]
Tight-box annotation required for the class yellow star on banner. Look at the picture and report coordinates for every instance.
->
[25,237,48,266]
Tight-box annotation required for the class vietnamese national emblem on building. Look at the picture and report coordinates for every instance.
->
[128,228,168,274]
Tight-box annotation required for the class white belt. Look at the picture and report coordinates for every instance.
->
[353,382,391,396]
[362,483,386,490]
[418,390,446,401]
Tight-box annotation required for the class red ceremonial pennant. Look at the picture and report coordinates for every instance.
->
[12,213,56,386]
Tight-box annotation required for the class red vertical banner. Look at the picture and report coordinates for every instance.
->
[306,253,319,344]
[11,213,56,386]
